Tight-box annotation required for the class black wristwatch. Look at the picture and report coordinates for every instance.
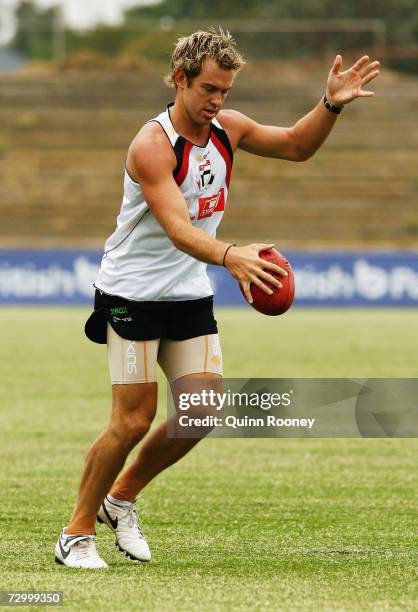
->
[323,95,343,114]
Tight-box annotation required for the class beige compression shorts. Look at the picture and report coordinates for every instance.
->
[107,323,223,384]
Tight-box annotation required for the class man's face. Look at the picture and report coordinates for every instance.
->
[175,57,235,125]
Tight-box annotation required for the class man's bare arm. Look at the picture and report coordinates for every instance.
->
[221,54,380,162]
[128,124,232,265]
[127,123,287,302]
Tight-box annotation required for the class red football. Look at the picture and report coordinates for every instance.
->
[242,248,295,316]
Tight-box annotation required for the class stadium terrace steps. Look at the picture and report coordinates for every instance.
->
[0,64,417,248]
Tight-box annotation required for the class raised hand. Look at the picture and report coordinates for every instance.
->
[326,55,380,107]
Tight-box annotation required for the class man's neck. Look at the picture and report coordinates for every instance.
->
[169,101,211,147]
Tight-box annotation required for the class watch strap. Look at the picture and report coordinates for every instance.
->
[323,95,343,114]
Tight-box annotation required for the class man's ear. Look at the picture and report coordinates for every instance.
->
[174,69,188,90]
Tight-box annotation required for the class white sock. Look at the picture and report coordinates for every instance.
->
[107,493,133,507]
[63,528,94,537]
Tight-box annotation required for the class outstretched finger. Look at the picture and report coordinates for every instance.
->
[362,70,380,86]
[351,55,370,73]
[359,60,380,77]
[357,90,375,97]
[253,277,274,296]
[258,269,282,289]
[240,281,253,304]
[261,260,288,277]
[331,54,343,74]
[256,243,275,253]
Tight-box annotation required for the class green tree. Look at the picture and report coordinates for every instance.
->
[125,0,418,44]
[12,0,62,60]
[123,0,418,72]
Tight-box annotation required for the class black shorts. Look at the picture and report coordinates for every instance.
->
[84,289,218,344]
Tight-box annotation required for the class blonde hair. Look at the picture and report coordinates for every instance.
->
[165,28,245,88]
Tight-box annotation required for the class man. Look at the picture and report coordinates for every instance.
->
[55,29,379,568]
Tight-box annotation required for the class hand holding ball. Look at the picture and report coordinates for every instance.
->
[240,248,295,316]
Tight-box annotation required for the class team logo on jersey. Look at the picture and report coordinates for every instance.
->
[197,159,215,191]
[197,188,225,220]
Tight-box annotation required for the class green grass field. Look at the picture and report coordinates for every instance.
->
[0,307,417,611]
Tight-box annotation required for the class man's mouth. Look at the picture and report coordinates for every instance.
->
[202,108,217,118]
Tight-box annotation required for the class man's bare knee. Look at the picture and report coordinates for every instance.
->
[110,382,158,448]
[170,373,223,438]
[112,382,157,411]
[108,418,152,449]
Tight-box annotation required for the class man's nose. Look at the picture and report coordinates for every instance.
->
[210,92,222,107]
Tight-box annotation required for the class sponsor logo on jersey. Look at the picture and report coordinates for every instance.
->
[197,188,225,220]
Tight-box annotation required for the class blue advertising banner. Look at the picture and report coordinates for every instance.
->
[0,250,418,306]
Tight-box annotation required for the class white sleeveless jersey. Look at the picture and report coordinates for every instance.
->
[95,104,233,301]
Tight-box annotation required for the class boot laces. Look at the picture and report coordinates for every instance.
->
[73,537,96,560]
[121,504,145,537]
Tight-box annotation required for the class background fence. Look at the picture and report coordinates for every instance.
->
[1,250,417,306]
